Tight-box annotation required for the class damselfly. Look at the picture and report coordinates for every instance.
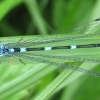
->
[1,18,100,77]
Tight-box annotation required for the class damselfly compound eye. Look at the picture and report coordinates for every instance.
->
[0,46,4,56]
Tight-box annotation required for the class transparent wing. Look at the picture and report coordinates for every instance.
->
[0,56,22,64]
[6,18,100,48]
[9,53,100,77]
[52,18,100,35]
[22,53,100,63]
[6,33,100,48]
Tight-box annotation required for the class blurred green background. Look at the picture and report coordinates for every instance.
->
[0,0,100,100]
[0,0,100,36]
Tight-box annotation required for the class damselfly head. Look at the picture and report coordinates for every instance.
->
[0,46,4,56]
[0,45,8,56]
